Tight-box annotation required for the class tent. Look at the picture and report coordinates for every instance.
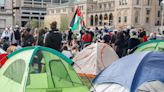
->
[135,40,164,52]
[73,42,119,78]
[92,52,164,92]
[0,46,89,92]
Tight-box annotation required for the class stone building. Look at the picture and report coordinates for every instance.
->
[88,0,162,31]
[45,0,163,32]
[44,0,74,30]
[12,0,68,27]
[0,0,13,33]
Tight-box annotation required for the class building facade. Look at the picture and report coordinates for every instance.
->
[44,0,74,30]
[45,0,163,32]
[88,0,162,32]
[0,0,13,32]
[13,0,68,27]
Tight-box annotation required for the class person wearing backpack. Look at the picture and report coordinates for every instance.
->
[44,21,62,52]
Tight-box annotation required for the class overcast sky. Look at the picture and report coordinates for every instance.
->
[0,0,5,6]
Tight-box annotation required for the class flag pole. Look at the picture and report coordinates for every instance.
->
[161,0,164,35]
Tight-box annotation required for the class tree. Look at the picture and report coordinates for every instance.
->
[31,19,39,29]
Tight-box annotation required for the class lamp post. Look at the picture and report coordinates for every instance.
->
[161,0,164,34]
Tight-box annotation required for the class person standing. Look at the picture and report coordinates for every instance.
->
[115,30,126,58]
[128,29,140,54]
[21,28,34,47]
[13,25,21,45]
[36,29,46,46]
[44,21,62,52]
[68,29,73,46]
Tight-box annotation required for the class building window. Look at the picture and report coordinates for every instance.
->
[135,16,138,23]
[63,8,66,12]
[95,15,98,26]
[124,16,127,23]
[118,17,121,23]
[56,9,60,13]
[147,0,150,5]
[108,3,111,8]
[50,10,54,14]
[90,15,94,26]
[136,0,139,5]
[22,12,30,14]
[146,17,149,23]
[156,20,160,26]
[109,13,113,25]
[158,11,160,17]
[124,0,128,5]
[119,0,128,5]
[104,14,108,20]
[0,7,5,10]
[99,4,102,9]
[99,14,103,26]
[104,4,106,9]
[146,9,150,15]
[24,2,32,4]
[21,16,29,19]
[119,0,122,5]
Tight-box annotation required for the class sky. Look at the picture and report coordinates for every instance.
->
[0,0,5,6]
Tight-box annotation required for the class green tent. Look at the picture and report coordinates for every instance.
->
[135,40,164,52]
[0,46,89,92]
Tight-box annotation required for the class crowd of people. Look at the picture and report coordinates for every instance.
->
[0,21,160,58]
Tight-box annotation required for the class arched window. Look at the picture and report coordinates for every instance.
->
[109,13,113,25]
[135,11,140,24]
[90,15,94,26]
[104,14,108,20]
[95,15,98,26]
[99,14,103,26]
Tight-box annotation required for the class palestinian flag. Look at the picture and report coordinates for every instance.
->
[70,8,81,31]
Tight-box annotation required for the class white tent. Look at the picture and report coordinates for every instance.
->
[73,42,119,77]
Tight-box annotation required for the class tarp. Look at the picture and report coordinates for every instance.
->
[92,52,164,92]
[73,42,119,78]
[135,40,164,52]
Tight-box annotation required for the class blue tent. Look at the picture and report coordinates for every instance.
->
[93,52,164,92]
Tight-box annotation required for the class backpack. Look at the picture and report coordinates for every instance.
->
[14,30,21,40]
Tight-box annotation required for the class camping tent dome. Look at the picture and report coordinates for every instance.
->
[135,40,164,52]
[0,46,89,92]
[73,42,119,78]
[92,52,164,92]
